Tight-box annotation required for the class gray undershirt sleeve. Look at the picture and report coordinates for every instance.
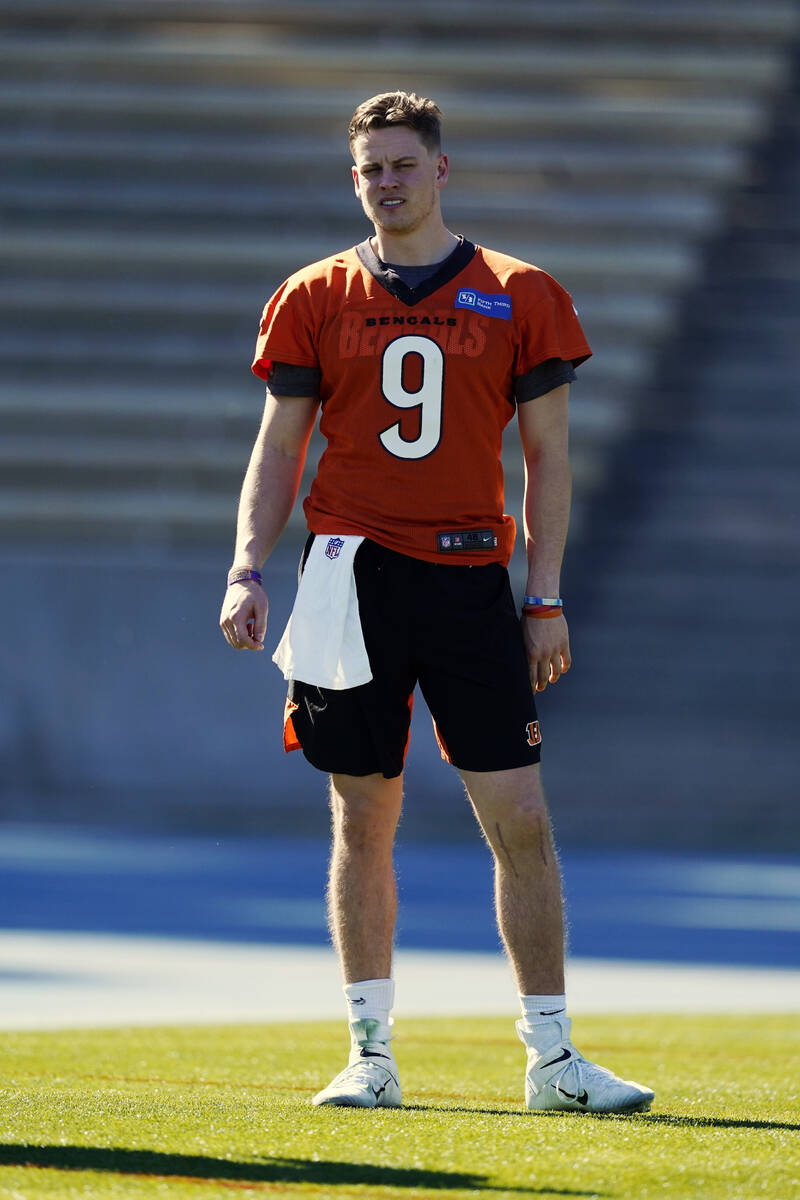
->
[514,358,577,403]
[267,362,321,397]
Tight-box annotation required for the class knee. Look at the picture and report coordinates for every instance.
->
[487,784,554,858]
[503,795,551,844]
[490,769,547,824]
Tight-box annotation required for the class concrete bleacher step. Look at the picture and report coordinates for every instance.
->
[0,489,238,541]
[0,458,602,546]
[1,131,751,191]
[0,76,776,146]
[0,176,722,239]
[2,435,608,487]
[0,226,699,291]
[0,339,651,408]
[0,383,257,424]
[1,37,788,102]
[0,378,634,449]
[2,0,798,43]
[0,436,249,495]
[0,280,677,354]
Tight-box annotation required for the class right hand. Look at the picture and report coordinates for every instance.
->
[220,582,268,651]
[522,612,571,692]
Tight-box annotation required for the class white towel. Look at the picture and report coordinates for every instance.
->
[272,534,372,690]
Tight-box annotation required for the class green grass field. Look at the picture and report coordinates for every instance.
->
[1,1014,797,1199]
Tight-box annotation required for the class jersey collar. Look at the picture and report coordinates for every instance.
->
[356,235,478,307]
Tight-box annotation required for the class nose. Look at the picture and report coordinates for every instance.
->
[378,166,398,189]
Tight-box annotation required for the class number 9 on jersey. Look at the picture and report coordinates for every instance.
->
[378,335,444,461]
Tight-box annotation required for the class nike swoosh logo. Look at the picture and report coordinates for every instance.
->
[557,1086,588,1105]
[538,1009,564,1016]
[539,1047,572,1070]
[351,997,366,1005]
[360,1049,389,1059]
[372,1083,388,1100]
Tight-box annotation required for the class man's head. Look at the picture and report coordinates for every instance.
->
[348,91,442,155]
[349,92,448,242]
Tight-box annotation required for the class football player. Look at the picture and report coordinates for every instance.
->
[220,91,653,1115]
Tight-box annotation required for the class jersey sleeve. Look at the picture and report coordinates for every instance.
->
[513,275,592,380]
[252,276,321,381]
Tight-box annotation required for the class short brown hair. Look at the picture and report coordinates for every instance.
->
[348,91,442,154]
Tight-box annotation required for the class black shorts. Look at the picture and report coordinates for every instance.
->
[283,537,541,778]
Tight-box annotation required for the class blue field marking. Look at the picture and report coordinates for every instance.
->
[1,827,798,970]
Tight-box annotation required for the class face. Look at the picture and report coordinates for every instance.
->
[351,126,448,236]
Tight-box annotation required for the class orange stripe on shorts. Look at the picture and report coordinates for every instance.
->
[283,698,302,753]
[431,717,453,765]
[401,692,415,765]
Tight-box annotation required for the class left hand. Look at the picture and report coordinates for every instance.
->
[522,613,571,692]
[220,581,268,651]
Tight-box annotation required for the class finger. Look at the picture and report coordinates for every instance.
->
[234,620,262,651]
[246,618,265,650]
[549,656,561,684]
[222,621,241,649]
[535,659,550,692]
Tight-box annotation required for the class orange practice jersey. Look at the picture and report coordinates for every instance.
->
[252,238,591,566]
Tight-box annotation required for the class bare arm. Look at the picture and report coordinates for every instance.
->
[517,383,572,691]
[220,391,318,651]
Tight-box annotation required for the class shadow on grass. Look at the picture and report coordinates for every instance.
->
[611,1113,800,1132]
[408,1105,800,1132]
[0,1144,605,1195]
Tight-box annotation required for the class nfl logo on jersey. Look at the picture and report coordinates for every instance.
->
[325,537,345,560]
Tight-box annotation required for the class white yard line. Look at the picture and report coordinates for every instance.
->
[0,932,797,1031]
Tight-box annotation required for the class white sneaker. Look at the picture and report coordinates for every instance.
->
[312,1018,401,1108]
[517,1018,654,1113]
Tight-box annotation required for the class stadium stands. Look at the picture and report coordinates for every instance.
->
[551,42,800,849]
[1,0,798,543]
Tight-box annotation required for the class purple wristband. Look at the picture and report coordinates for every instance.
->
[227,568,263,587]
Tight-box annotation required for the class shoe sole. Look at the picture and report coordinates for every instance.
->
[527,1097,653,1114]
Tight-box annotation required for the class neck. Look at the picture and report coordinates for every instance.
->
[370,223,458,267]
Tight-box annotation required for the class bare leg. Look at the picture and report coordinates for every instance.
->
[327,771,404,983]
[460,762,565,994]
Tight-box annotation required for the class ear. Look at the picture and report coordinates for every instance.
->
[435,154,449,187]
[352,164,361,197]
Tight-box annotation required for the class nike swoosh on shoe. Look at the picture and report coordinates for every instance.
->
[556,1086,588,1104]
[539,1047,572,1070]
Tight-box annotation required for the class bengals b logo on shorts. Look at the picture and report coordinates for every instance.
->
[525,720,541,747]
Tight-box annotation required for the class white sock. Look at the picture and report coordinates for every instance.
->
[518,993,568,1050]
[344,978,394,1043]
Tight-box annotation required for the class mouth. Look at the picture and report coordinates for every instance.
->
[380,198,405,208]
